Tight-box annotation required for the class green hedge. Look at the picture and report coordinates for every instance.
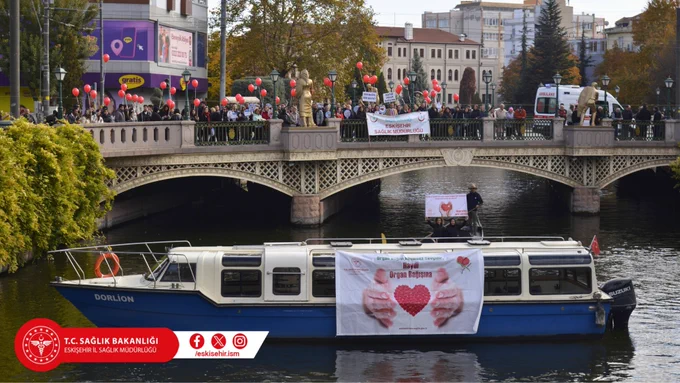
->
[0,121,115,273]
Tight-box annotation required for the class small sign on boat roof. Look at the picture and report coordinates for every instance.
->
[330,241,353,247]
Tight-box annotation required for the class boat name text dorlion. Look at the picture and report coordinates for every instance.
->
[607,286,631,297]
[94,293,135,303]
[64,337,158,345]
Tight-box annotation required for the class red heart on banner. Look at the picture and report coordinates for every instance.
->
[394,285,431,316]
[441,202,452,213]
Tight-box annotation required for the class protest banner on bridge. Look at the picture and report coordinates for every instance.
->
[366,112,430,136]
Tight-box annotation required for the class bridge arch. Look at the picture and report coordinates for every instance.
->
[596,159,674,189]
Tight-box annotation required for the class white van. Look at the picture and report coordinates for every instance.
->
[534,85,623,120]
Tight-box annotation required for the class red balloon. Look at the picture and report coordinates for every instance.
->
[103,97,110,106]
[425,97,431,104]
[132,95,139,103]
[167,100,175,110]
[371,75,378,85]
[434,85,442,93]
[235,94,242,100]
[395,84,403,95]
[454,93,459,102]
[126,93,133,101]
[221,98,228,106]
[430,91,437,99]
[248,84,255,93]
[432,79,438,86]
[140,96,145,104]
[71,88,79,97]
[103,54,110,63]
[84,84,91,93]
[160,81,167,90]
[191,79,198,88]
[255,77,262,86]
[363,74,370,83]
[275,96,280,105]
[403,77,410,85]
[324,77,331,87]
[89,90,97,99]
[260,89,267,97]
[120,83,128,92]
[422,90,429,97]
[356,62,363,70]
[118,90,125,98]
[289,79,296,88]
[238,98,245,105]
[291,89,297,97]
[170,87,177,95]
[193,98,201,107]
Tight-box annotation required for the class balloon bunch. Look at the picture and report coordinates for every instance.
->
[290,79,297,98]
[233,94,245,105]
[117,82,144,110]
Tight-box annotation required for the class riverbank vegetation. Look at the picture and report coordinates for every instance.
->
[0,121,114,273]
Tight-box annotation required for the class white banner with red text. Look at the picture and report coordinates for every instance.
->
[335,250,484,336]
[425,194,469,218]
[366,112,431,136]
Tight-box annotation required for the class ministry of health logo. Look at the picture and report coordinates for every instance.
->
[23,325,60,365]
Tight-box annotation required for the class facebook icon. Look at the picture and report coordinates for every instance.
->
[189,333,204,350]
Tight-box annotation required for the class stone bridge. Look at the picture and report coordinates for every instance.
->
[86,118,680,225]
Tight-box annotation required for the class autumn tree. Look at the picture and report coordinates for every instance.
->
[459,67,477,105]
[0,0,98,104]
[578,30,593,85]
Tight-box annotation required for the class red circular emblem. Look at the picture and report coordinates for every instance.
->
[189,333,204,350]
[232,333,248,350]
[15,318,62,372]
[211,334,226,350]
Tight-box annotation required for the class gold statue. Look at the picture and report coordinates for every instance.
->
[577,82,599,126]
[295,69,316,127]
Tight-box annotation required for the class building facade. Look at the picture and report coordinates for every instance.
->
[604,15,640,52]
[376,24,497,107]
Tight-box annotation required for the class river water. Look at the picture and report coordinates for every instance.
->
[2,167,679,381]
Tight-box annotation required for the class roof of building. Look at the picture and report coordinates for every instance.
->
[614,14,641,26]
[456,1,535,10]
[374,26,480,45]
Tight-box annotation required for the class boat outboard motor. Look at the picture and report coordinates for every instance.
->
[600,278,636,330]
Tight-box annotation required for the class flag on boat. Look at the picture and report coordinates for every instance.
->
[590,235,600,257]
[335,250,484,336]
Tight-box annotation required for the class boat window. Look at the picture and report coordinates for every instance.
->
[484,255,521,267]
[312,270,335,297]
[221,270,262,297]
[221,255,262,267]
[145,258,168,281]
[312,257,335,267]
[484,268,521,296]
[529,268,592,295]
[272,267,301,295]
[160,263,196,282]
[528,255,592,265]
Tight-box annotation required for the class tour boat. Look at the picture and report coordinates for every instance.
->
[49,237,636,339]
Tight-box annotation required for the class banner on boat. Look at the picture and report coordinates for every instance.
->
[425,194,469,218]
[366,112,430,136]
[335,250,484,336]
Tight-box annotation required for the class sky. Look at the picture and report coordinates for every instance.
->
[206,0,649,29]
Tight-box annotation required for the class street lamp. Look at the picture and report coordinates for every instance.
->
[388,80,394,93]
[601,74,610,117]
[270,69,280,113]
[553,73,562,118]
[54,66,67,119]
[482,71,492,113]
[407,70,417,111]
[490,82,496,110]
[351,80,358,108]
[182,68,191,120]
[328,70,338,116]
[441,81,447,107]
[665,76,674,119]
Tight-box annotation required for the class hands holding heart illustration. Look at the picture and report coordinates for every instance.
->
[439,202,453,217]
[362,268,464,328]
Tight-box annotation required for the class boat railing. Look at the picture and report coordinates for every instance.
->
[48,240,192,287]
[304,236,566,246]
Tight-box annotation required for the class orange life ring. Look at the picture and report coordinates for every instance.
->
[94,252,120,278]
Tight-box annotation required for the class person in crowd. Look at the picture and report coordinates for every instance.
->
[566,104,574,125]
[611,107,623,139]
[594,106,604,126]
[493,103,506,139]
[571,105,580,126]
[426,217,446,239]
[113,105,125,122]
[653,106,663,139]
[505,107,515,138]
[466,183,484,237]
[314,103,325,126]
[635,104,651,139]
[513,105,527,138]
[151,106,162,121]
[558,103,567,121]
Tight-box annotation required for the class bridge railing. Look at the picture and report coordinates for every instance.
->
[195,121,270,146]
[611,120,665,141]
[83,121,185,157]
[493,119,554,140]
[422,119,483,141]
[339,119,408,142]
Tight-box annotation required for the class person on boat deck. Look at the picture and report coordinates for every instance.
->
[439,218,462,242]
[467,184,484,236]
[426,217,446,238]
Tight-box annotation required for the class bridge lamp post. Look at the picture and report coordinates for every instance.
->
[328,70,337,116]
[490,82,496,110]
[270,69,280,113]
[182,68,191,120]
[54,66,67,119]
[441,81,447,107]
[351,80,357,108]
[482,71,492,114]
[553,73,562,118]
[665,76,674,118]
[407,71,417,111]
[601,74,610,117]
[388,80,394,93]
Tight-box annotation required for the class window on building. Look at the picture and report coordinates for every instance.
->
[439,19,449,28]
[414,48,418,57]
[529,268,592,295]
[387,46,392,56]
[312,270,335,297]
[600,41,606,51]
[485,268,521,296]
[387,68,392,80]
[437,49,442,58]
[466,50,470,59]
[448,94,452,104]
[472,50,476,59]
[455,50,459,59]
[430,69,435,80]
[448,69,452,81]
[426,19,436,28]
[454,69,459,81]
[436,69,441,80]
[272,267,301,295]
[221,270,261,297]
[431,49,436,58]
[618,37,623,48]
[161,263,196,282]
[420,49,424,58]
[448,49,452,59]
[397,68,401,80]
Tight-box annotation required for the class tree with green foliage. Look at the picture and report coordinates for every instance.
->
[377,72,388,102]
[411,53,428,92]
[0,0,98,103]
[578,30,593,86]
[0,121,114,273]
[459,67,477,105]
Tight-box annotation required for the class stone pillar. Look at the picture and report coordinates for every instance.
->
[482,117,494,142]
[291,195,321,225]
[269,119,283,146]
[180,120,195,148]
[570,186,600,214]
[664,119,678,143]
[553,118,564,142]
